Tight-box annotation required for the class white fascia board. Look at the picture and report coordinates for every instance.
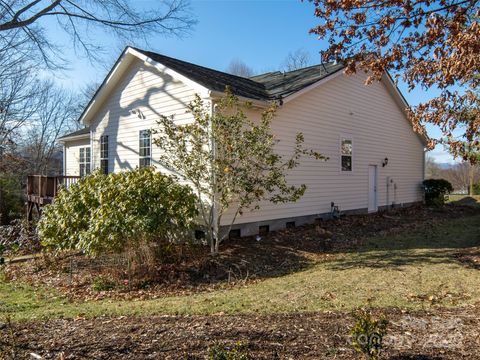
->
[381,72,429,146]
[57,134,90,144]
[80,47,212,125]
[127,47,211,98]
[79,49,134,125]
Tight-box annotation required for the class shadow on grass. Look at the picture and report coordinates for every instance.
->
[449,195,480,208]
[325,249,455,270]
[211,205,480,278]
[324,212,480,270]
[12,205,479,294]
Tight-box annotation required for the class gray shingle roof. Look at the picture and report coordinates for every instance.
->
[134,48,344,101]
[58,127,90,140]
[133,48,269,100]
[250,63,345,98]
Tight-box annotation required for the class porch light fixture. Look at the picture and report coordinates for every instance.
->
[382,157,389,167]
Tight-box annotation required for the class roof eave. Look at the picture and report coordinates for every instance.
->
[281,67,345,104]
[79,47,212,126]
[208,90,270,108]
[58,133,90,144]
[381,72,429,147]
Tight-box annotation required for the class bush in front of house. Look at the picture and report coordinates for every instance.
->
[38,168,199,257]
[473,182,480,195]
[423,179,453,206]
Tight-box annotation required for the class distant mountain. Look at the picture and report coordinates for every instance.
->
[436,162,455,169]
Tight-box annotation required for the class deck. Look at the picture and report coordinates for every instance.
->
[27,175,81,220]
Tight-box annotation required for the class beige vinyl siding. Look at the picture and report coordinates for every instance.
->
[89,58,199,174]
[223,72,425,225]
[63,138,90,176]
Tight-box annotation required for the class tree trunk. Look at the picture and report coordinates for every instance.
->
[469,165,474,196]
[211,219,220,256]
[0,184,4,225]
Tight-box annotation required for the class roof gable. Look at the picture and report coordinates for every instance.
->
[76,47,427,146]
[133,48,269,101]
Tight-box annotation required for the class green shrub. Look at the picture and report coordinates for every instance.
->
[350,308,388,360]
[0,173,24,225]
[208,343,252,360]
[38,168,199,257]
[473,182,480,195]
[91,275,116,291]
[423,179,453,206]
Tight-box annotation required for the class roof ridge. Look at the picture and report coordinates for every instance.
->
[251,62,336,79]
[131,47,265,87]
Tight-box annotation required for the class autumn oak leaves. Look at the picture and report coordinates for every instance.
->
[309,0,479,163]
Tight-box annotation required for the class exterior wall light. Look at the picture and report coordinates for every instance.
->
[382,157,389,167]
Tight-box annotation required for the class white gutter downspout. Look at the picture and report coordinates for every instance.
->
[62,144,66,176]
[210,98,219,253]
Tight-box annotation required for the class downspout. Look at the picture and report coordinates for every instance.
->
[422,147,427,203]
[422,147,427,181]
[209,99,219,254]
[62,144,66,176]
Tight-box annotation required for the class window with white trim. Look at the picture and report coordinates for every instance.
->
[139,130,151,168]
[79,147,91,177]
[100,135,109,174]
[341,138,353,172]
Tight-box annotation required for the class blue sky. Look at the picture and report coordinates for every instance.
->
[52,0,454,163]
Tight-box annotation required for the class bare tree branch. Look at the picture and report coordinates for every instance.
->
[0,0,196,69]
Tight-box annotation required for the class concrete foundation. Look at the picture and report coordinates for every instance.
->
[223,201,421,237]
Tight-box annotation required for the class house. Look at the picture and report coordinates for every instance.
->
[57,47,426,236]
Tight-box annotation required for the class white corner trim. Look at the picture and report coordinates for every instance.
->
[282,69,344,104]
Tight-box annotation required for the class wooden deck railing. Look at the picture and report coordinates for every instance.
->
[27,175,81,220]
[27,175,81,205]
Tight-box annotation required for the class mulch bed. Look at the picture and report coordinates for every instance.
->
[2,307,480,359]
[5,204,480,301]
[455,247,480,270]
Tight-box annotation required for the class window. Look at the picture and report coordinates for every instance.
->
[100,135,109,174]
[341,138,353,172]
[79,147,91,177]
[139,130,151,168]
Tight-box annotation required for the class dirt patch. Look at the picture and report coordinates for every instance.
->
[1,307,479,359]
[5,204,480,301]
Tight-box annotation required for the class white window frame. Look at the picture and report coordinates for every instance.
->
[100,135,109,174]
[139,130,151,168]
[79,146,91,177]
[340,135,353,173]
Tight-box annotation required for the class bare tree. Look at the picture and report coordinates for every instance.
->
[425,156,443,179]
[0,0,196,69]
[426,158,480,194]
[22,81,81,175]
[225,59,255,77]
[281,48,312,71]
[0,64,41,150]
